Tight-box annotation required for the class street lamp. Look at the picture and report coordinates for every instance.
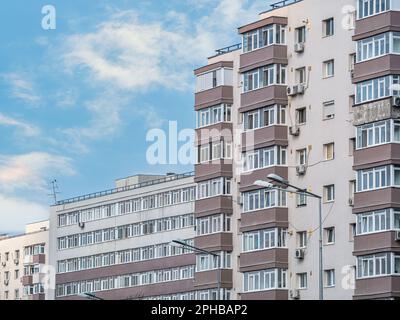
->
[78,292,104,300]
[254,174,324,301]
[171,240,222,300]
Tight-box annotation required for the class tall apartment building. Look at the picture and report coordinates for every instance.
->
[0,220,50,300]
[50,173,206,300]
[194,0,400,300]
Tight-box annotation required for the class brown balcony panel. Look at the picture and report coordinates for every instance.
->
[33,254,45,264]
[240,86,287,112]
[354,276,400,300]
[353,144,400,170]
[238,16,288,34]
[353,188,400,214]
[194,61,233,76]
[195,86,233,110]
[240,290,288,300]
[195,196,233,218]
[240,208,288,233]
[353,55,400,83]
[240,45,287,73]
[239,248,288,273]
[29,293,46,301]
[195,123,233,146]
[354,231,400,256]
[194,269,233,290]
[195,162,233,183]
[194,233,233,252]
[56,254,195,284]
[21,275,33,286]
[353,11,400,41]
[241,125,288,152]
[353,97,400,126]
[58,279,195,300]
[240,167,288,192]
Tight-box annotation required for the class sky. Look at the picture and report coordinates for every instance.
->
[0,0,274,233]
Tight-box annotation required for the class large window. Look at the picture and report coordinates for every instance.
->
[243,269,287,293]
[357,33,393,62]
[197,178,231,200]
[243,105,286,130]
[243,188,287,213]
[198,141,232,163]
[355,75,400,104]
[196,252,231,272]
[243,228,287,252]
[242,146,287,172]
[243,64,287,92]
[357,209,400,235]
[356,165,400,192]
[356,253,400,278]
[356,119,400,149]
[195,215,231,236]
[357,0,391,19]
[242,24,286,53]
[196,104,232,128]
[196,68,233,93]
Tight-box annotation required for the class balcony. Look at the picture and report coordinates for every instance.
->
[239,248,288,273]
[240,290,288,300]
[354,231,400,256]
[240,45,287,73]
[354,11,400,41]
[195,161,233,183]
[240,86,287,112]
[21,275,33,286]
[354,276,400,300]
[240,208,288,233]
[353,188,400,214]
[32,254,45,264]
[195,196,233,218]
[353,55,400,83]
[353,97,398,126]
[194,233,233,252]
[241,125,288,152]
[353,144,400,170]
[195,86,233,110]
[195,123,233,146]
[194,269,233,290]
[240,167,288,192]
[238,16,287,34]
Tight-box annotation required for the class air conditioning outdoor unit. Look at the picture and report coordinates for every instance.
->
[78,222,85,229]
[1,262,6,267]
[348,198,354,207]
[290,289,301,300]
[287,85,299,97]
[295,248,305,259]
[237,196,243,206]
[289,126,300,136]
[395,230,400,242]
[296,165,307,176]
[294,42,305,53]
[296,84,305,95]
[14,259,19,265]
[392,96,400,108]
[4,280,9,286]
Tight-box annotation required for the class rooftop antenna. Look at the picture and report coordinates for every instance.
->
[48,179,60,205]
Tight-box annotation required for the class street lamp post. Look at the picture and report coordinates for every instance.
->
[254,174,324,301]
[171,240,222,300]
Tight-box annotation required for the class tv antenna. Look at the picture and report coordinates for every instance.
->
[48,179,60,204]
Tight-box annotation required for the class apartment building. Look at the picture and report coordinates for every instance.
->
[0,220,50,300]
[50,173,208,300]
[194,0,400,300]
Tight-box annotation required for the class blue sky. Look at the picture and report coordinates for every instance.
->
[0,0,273,233]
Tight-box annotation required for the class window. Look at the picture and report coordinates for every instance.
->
[356,209,399,235]
[323,18,334,37]
[242,146,287,172]
[242,24,286,53]
[325,269,335,287]
[357,33,390,62]
[324,185,335,202]
[357,0,391,20]
[324,143,335,161]
[295,107,307,125]
[14,270,19,279]
[356,166,393,192]
[243,188,287,213]
[243,269,287,292]
[349,180,356,202]
[296,192,307,207]
[296,67,306,85]
[323,60,334,78]
[243,228,287,252]
[296,26,306,44]
[355,75,400,104]
[325,227,336,244]
[349,138,356,156]
[357,253,392,278]
[197,178,231,200]
[243,64,287,92]
[196,104,232,128]
[323,100,335,120]
[196,68,232,92]
[243,105,286,131]
[356,120,391,149]
[298,231,307,248]
[297,149,307,166]
[14,289,19,300]
[297,273,307,289]
[349,54,356,73]
[350,223,357,241]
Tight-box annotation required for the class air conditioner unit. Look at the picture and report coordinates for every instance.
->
[1,262,6,267]
[295,248,305,259]
[4,280,9,286]
[350,70,354,78]
[287,85,298,97]
[289,126,300,136]
[78,222,85,229]
[290,289,301,300]
[294,42,305,53]
[296,165,307,176]
[392,96,400,108]
[348,198,354,207]
[296,84,305,95]
[395,230,400,242]
[14,259,19,265]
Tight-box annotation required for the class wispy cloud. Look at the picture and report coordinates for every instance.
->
[0,112,41,137]
[0,152,75,193]
[2,72,41,105]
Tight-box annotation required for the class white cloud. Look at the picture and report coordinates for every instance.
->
[0,152,74,193]
[2,73,41,104]
[0,194,48,233]
[0,113,41,137]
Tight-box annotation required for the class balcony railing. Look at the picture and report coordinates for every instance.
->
[261,0,303,13]
[214,43,242,56]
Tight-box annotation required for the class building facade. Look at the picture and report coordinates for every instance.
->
[0,221,50,300]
